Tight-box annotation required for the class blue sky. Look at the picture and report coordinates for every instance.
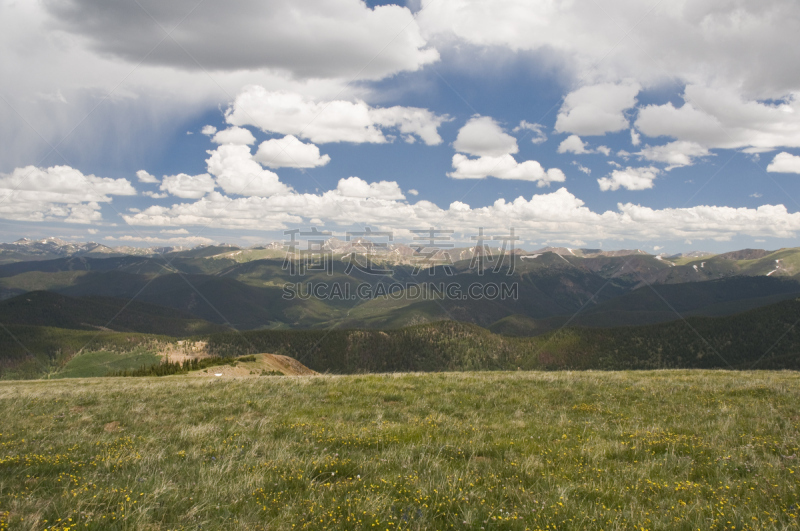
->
[2,0,800,254]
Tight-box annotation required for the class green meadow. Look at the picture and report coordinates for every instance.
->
[1,370,799,530]
[52,349,161,379]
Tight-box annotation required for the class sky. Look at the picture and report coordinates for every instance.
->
[2,0,800,254]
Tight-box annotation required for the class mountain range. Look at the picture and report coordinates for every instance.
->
[1,237,800,378]
[1,238,800,334]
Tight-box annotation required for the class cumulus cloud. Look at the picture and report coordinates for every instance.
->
[557,135,610,156]
[226,86,448,145]
[370,107,450,146]
[554,83,641,136]
[254,135,331,169]
[160,173,217,199]
[418,1,800,98]
[558,135,589,155]
[767,152,800,174]
[453,116,518,157]
[449,154,566,187]
[143,191,169,199]
[212,126,256,145]
[206,144,291,197]
[45,0,438,81]
[0,165,135,223]
[635,86,800,153]
[513,121,548,144]
[201,125,218,136]
[636,141,710,170]
[136,170,159,183]
[418,1,800,160]
[106,235,215,246]
[336,177,405,200]
[64,203,103,224]
[123,185,800,243]
[598,167,660,191]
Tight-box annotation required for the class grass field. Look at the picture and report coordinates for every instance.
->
[1,371,799,530]
[52,349,162,379]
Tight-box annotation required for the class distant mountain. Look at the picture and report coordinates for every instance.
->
[533,247,649,258]
[0,291,230,336]
[638,247,800,286]
[665,251,715,259]
[0,238,116,263]
[715,248,773,260]
[0,237,190,264]
[202,296,800,372]
[4,293,800,379]
[1,248,800,331]
[488,276,800,335]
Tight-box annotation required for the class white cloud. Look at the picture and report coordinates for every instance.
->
[557,135,610,156]
[87,228,98,234]
[201,125,218,136]
[370,106,449,146]
[636,141,710,170]
[767,152,800,174]
[64,203,103,224]
[449,154,566,187]
[212,126,256,145]
[160,173,216,199]
[598,166,660,191]
[408,189,419,196]
[226,86,448,145]
[453,116,518,157]
[572,162,591,175]
[418,1,800,161]
[336,177,405,200]
[123,192,306,229]
[106,235,215,246]
[513,121,548,144]
[143,191,169,199]
[0,165,135,224]
[206,144,291,197]
[635,86,800,152]
[631,129,641,146]
[417,1,800,98]
[555,83,641,136]
[161,228,190,234]
[123,186,800,243]
[254,135,331,169]
[558,135,589,155]
[0,165,136,201]
[136,170,159,184]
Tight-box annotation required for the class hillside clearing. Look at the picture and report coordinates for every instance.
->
[1,371,798,530]
[188,353,318,377]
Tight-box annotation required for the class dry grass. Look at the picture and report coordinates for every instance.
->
[1,370,798,530]
[188,354,318,378]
